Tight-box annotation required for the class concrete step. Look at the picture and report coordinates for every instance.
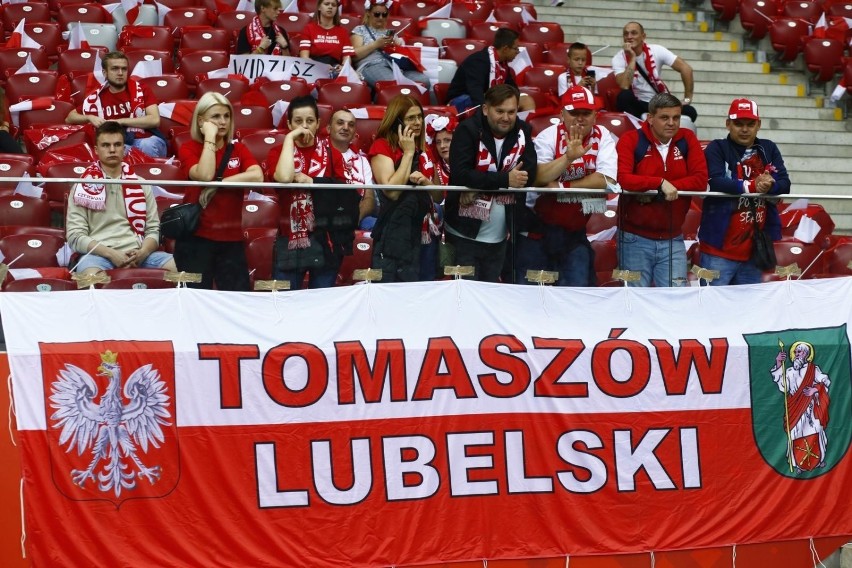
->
[778,144,852,159]
[700,127,852,143]
[688,103,836,121]
[695,81,805,97]
[785,157,852,173]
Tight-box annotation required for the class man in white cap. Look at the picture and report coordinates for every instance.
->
[698,98,790,285]
[517,85,618,286]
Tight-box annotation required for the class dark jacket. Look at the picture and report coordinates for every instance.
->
[698,135,790,248]
[446,108,538,239]
[446,48,518,106]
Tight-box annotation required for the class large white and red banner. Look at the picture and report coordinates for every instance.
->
[2,279,852,566]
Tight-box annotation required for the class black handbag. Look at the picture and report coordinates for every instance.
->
[311,149,361,257]
[159,143,233,240]
[750,200,777,270]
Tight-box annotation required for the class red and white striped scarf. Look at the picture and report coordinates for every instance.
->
[283,140,331,249]
[74,162,147,239]
[82,78,147,134]
[488,46,507,88]
[553,123,607,213]
[638,43,667,95]
[248,16,285,55]
[458,130,525,220]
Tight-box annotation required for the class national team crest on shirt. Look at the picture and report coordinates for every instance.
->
[744,326,852,479]
[41,341,179,506]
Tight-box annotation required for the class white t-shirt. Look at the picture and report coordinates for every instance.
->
[341,147,373,186]
[611,43,677,103]
[533,123,618,182]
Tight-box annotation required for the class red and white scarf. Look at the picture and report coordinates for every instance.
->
[74,162,147,239]
[458,130,525,221]
[554,123,607,214]
[283,140,332,249]
[248,16,285,55]
[488,46,508,88]
[637,43,667,95]
[82,78,147,134]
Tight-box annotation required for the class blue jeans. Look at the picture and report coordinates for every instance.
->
[617,230,687,287]
[514,230,595,286]
[131,135,167,158]
[358,61,430,89]
[698,252,762,285]
[75,251,173,272]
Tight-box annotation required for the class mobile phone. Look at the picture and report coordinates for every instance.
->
[394,118,405,131]
[386,29,395,37]
[585,69,596,78]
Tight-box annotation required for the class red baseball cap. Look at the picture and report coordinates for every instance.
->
[728,98,760,120]
[561,86,597,111]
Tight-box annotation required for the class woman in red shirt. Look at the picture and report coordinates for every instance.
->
[176,92,263,290]
[299,0,354,75]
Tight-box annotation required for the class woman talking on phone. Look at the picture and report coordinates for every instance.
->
[368,95,442,282]
[350,0,430,89]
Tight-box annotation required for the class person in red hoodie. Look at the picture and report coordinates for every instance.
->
[615,92,707,286]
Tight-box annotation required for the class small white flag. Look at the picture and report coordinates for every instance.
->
[13,173,44,199]
[391,61,427,93]
[793,215,821,244]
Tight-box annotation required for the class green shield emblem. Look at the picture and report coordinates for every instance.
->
[745,325,852,478]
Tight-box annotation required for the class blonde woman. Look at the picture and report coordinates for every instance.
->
[176,92,263,290]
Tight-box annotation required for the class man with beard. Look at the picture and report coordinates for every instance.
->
[771,342,831,471]
[698,99,790,285]
[66,51,166,158]
[446,84,537,283]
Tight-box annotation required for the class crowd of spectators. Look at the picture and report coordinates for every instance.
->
[0,1,801,291]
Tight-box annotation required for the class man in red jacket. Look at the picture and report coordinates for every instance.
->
[615,92,707,286]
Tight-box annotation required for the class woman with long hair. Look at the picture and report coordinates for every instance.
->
[368,95,442,281]
[299,0,354,75]
[350,0,430,88]
[176,92,263,290]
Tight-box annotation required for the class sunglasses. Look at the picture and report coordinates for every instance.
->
[371,11,388,17]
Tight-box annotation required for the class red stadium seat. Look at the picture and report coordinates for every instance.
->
[242,199,281,231]
[117,25,172,51]
[0,157,35,192]
[397,0,443,19]
[24,22,64,61]
[591,238,618,285]
[275,11,312,35]
[492,3,538,31]
[178,26,231,56]
[0,48,50,80]
[58,47,108,77]
[240,131,287,170]
[844,58,852,95]
[711,0,741,22]
[0,233,64,268]
[196,77,250,103]
[164,8,213,44]
[432,82,451,104]
[450,1,492,22]
[258,79,312,105]
[177,49,230,91]
[527,115,560,136]
[596,111,638,140]
[137,74,190,103]
[1,2,51,31]
[407,35,440,48]
[739,0,779,39]
[595,72,621,111]
[245,234,276,282]
[132,163,188,195]
[4,278,77,292]
[232,104,274,135]
[156,0,202,8]
[336,231,373,285]
[518,85,551,111]
[213,11,253,39]
[771,240,826,278]
[769,18,809,61]
[521,64,566,95]
[19,100,74,132]
[101,276,175,289]
[0,225,64,240]
[442,38,487,64]
[804,37,845,82]
[3,72,58,104]
[518,41,545,65]
[587,209,618,235]
[374,83,430,105]
[0,194,51,231]
[317,82,372,108]
[543,42,594,66]
[56,3,110,29]
[826,241,852,276]
[386,16,414,36]
[468,21,508,42]
[337,14,360,33]
[42,161,90,212]
[352,118,381,151]
[126,49,176,74]
[826,1,852,17]
[783,0,824,23]
[519,22,564,45]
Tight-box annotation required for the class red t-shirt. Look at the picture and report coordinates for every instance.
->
[78,82,157,139]
[367,138,435,179]
[179,140,259,241]
[298,22,355,63]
